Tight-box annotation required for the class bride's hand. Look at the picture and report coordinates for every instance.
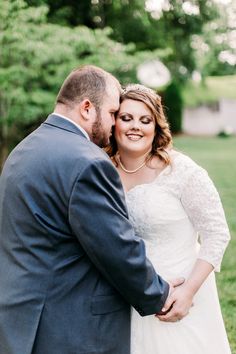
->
[156,283,194,322]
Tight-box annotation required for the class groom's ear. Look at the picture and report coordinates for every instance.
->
[79,99,96,122]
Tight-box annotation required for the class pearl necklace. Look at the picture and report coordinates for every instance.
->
[115,152,149,174]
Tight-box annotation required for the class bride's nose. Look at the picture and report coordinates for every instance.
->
[130,119,140,130]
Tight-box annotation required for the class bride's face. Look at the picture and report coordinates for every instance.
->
[114,99,155,155]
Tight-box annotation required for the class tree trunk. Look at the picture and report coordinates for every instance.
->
[0,140,9,173]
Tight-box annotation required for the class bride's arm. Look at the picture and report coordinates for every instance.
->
[157,166,230,322]
[182,258,213,295]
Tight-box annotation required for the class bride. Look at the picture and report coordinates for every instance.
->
[107,84,231,354]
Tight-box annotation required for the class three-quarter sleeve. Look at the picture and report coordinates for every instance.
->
[181,167,230,271]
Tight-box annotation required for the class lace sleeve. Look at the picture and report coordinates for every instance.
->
[181,167,230,272]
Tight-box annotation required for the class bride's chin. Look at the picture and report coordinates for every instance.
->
[119,148,151,159]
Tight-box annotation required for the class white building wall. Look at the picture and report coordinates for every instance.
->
[183,99,236,136]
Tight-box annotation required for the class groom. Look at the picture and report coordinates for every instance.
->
[0,65,182,354]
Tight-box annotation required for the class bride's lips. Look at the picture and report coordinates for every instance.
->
[126,133,143,141]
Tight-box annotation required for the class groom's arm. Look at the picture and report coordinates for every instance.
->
[69,157,169,316]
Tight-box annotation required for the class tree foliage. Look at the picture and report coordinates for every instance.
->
[164,81,183,133]
[25,0,221,80]
[195,0,236,77]
[1,0,234,166]
[0,0,168,167]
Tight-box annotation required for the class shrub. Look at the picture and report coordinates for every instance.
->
[163,81,183,134]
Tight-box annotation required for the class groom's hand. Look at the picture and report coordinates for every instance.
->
[168,277,185,293]
[156,280,194,322]
[155,277,185,316]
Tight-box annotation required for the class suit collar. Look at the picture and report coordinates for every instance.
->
[43,114,89,140]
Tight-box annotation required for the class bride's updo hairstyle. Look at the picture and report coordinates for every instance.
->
[107,83,173,165]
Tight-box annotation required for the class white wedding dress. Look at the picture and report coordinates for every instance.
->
[126,152,231,354]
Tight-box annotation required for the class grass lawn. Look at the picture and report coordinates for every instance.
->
[174,135,236,353]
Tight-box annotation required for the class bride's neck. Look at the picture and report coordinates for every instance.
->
[117,150,150,170]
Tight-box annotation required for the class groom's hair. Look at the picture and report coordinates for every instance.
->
[56,65,121,112]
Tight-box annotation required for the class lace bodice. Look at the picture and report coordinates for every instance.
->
[126,152,230,274]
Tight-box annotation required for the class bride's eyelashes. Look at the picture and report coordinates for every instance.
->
[141,117,153,124]
[118,114,153,125]
[118,114,131,122]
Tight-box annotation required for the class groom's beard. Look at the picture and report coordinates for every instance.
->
[91,111,110,148]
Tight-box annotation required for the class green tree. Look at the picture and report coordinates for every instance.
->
[194,0,236,77]
[164,81,183,133]
[26,0,219,79]
[0,0,167,168]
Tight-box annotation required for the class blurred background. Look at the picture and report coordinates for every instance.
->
[0,0,235,351]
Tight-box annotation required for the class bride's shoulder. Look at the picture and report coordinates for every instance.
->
[170,150,203,175]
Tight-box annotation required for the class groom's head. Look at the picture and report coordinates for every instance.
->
[55,65,121,147]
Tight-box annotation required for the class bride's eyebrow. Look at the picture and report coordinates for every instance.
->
[140,115,153,119]
[117,112,133,117]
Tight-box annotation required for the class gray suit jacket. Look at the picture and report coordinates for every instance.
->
[0,114,169,354]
